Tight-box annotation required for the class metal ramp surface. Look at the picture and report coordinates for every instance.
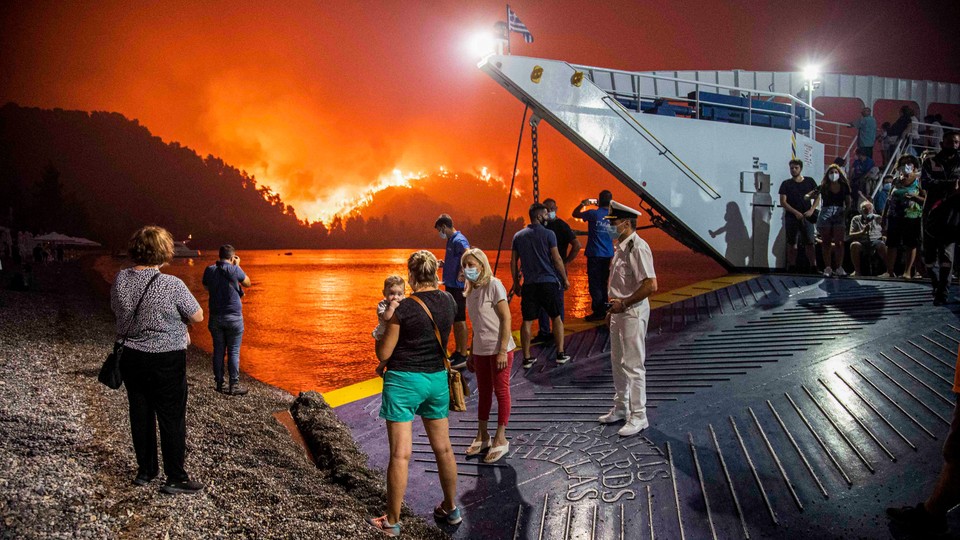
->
[336,276,959,538]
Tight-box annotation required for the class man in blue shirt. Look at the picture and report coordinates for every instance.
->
[435,214,470,368]
[511,203,571,369]
[202,244,252,395]
[573,190,615,321]
[849,107,877,158]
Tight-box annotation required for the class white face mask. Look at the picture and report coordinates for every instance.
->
[547,211,557,220]
[828,172,839,182]
[902,164,914,174]
[438,231,447,240]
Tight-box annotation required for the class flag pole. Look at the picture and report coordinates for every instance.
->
[506,4,511,55]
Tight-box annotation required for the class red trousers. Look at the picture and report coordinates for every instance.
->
[473,351,513,426]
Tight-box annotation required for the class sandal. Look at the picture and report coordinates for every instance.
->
[465,437,490,456]
[484,442,510,463]
[367,515,401,537]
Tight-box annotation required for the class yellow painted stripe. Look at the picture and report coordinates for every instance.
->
[329,273,759,408]
[324,377,383,408]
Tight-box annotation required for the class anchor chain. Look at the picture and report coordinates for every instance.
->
[530,115,540,204]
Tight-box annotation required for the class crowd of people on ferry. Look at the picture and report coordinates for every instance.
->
[780,127,960,306]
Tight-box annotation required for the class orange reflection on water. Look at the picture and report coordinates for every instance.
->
[95,248,723,395]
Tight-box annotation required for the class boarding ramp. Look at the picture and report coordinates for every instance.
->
[479,55,824,271]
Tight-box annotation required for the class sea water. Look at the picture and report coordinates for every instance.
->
[94,247,725,394]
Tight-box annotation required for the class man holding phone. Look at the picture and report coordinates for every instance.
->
[202,244,252,395]
[573,190,615,320]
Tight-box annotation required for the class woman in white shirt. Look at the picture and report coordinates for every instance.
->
[461,248,516,463]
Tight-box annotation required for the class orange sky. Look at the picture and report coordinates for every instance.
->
[3,0,959,223]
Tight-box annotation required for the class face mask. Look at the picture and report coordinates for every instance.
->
[547,211,557,220]
[828,172,839,182]
[902,164,914,174]
[438,231,447,240]
[464,267,480,281]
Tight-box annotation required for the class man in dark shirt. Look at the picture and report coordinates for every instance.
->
[849,148,876,201]
[921,131,960,305]
[778,159,819,271]
[202,244,252,395]
[535,198,582,343]
[512,203,571,369]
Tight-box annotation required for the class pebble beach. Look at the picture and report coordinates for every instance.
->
[0,260,446,539]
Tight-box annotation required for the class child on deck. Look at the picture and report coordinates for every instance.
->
[372,275,405,341]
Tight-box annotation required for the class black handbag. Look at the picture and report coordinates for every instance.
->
[98,273,160,389]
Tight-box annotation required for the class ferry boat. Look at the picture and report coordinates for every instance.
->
[329,55,960,539]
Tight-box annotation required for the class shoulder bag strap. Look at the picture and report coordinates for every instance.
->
[119,272,161,346]
[409,294,452,371]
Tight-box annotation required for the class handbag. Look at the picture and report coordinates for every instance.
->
[98,273,160,389]
[410,294,470,412]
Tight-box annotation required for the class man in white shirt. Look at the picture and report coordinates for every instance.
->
[597,201,658,436]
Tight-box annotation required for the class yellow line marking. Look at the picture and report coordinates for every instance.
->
[329,274,759,408]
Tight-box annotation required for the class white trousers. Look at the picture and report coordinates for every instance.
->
[608,303,649,420]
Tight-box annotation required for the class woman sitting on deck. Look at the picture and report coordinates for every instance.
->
[461,247,515,464]
[111,225,204,494]
[369,250,460,536]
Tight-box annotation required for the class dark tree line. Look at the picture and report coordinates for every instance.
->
[0,103,523,250]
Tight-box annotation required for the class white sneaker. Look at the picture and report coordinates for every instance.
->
[823,267,833,277]
[618,416,649,437]
[835,267,847,277]
[878,272,891,278]
[848,271,857,277]
[598,408,627,424]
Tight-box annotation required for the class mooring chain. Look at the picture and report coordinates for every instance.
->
[530,116,540,204]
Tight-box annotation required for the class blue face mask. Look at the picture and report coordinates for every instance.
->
[464,267,480,281]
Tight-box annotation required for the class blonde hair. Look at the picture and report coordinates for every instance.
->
[383,275,405,292]
[128,225,174,266]
[461,247,493,295]
[407,250,439,290]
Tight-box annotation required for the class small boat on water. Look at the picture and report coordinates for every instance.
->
[173,240,200,258]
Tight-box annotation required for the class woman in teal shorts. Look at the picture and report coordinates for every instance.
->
[368,250,460,536]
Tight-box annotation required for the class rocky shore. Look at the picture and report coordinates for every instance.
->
[0,261,446,539]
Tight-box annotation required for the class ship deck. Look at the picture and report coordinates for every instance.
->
[335,275,960,538]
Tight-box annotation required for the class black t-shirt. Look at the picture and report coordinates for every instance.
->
[779,176,818,213]
[921,150,960,211]
[546,218,577,259]
[820,182,850,207]
[388,290,456,373]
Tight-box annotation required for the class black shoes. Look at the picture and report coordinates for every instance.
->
[449,353,468,370]
[886,503,947,536]
[132,470,158,486]
[556,351,571,365]
[228,383,249,396]
[160,479,204,495]
[584,312,606,322]
[522,356,537,369]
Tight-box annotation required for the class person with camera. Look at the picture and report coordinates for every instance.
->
[573,190,615,320]
[848,201,887,277]
[202,244,252,395]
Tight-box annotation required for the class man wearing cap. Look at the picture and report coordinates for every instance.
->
[598,202,657,437]
[573,190,616,321]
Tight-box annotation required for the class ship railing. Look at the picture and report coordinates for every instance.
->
[815,119,858,170]
[574,64,822,136]
[870,121,960,200]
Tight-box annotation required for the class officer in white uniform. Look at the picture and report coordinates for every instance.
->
[597,201,658,436]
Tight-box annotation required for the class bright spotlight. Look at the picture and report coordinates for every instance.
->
[467,31,497,59]
[802,64,821,81]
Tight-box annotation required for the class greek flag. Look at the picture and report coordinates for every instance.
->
[507,6,534,43]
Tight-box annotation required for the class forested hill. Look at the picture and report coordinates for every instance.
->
[0,103,322,249]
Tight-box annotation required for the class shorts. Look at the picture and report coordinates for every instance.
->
[784,214,816,246]
[944,396,960,464]
[816,205,846,235]
[379,370,449,422]
[886,217,921,249]
[446,286,467,322]
[520,282,561,321]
